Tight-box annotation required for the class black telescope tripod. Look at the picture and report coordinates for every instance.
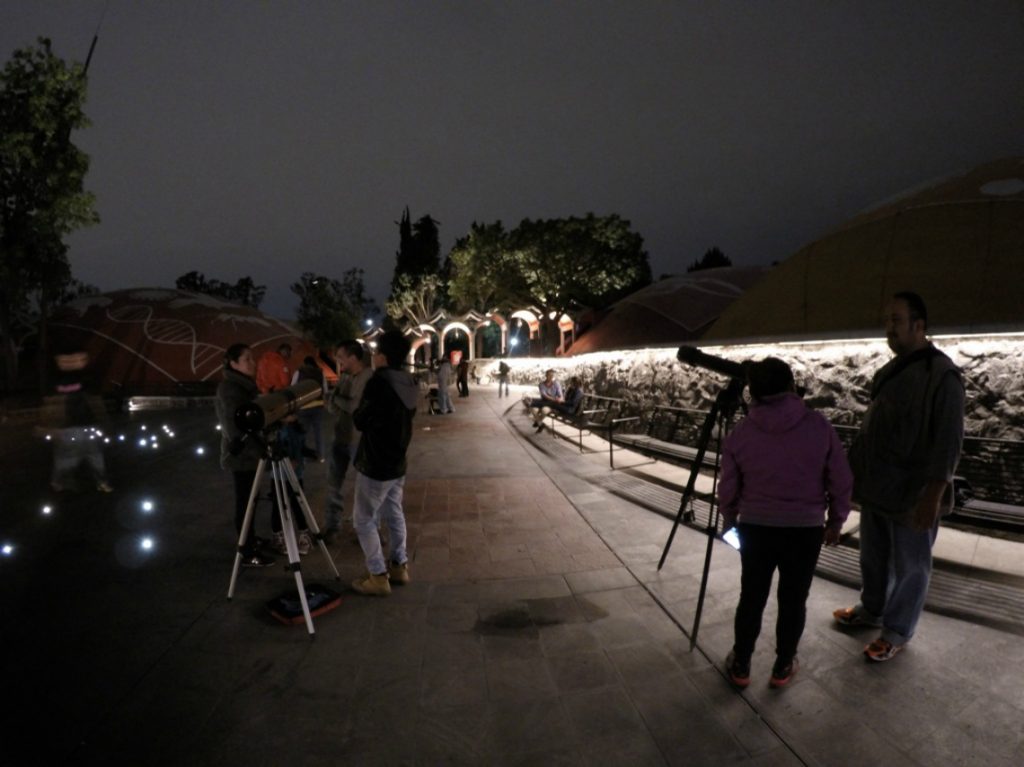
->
[657,375,746,650]
[227,428,340,635]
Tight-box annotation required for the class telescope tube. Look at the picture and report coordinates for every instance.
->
[235,379,322,434]
[677,346,746,380]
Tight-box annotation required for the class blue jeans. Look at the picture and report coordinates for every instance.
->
[437,385,453,413]
[857,505,939,645]
[498,377,509,397]
[324,440,353,531]
[353,472,407,575]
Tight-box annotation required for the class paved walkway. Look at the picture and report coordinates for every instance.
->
[1,385,1022,766]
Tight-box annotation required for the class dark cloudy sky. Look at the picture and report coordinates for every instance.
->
[4,1,1023,317]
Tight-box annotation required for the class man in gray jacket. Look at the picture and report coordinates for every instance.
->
[834,292,964,661]
[323,340,372,544]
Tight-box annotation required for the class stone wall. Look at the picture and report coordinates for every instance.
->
[482,335,1024,439]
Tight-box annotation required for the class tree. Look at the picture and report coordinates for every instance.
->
[385,272,444,329]
[0,38,98,389]
[291,269,376,350]
[386,207,447,329]
[175,270,267,308]
[687,246,732,273]
[446,221,522,313]
[390,207,442,291]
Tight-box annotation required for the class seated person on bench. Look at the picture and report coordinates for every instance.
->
[532,372,581,430]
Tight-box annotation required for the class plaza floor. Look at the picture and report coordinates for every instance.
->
[1,385,1022,766]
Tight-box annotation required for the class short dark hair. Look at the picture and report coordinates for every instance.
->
[377,330,410,368]
[747,357,794,402]
[893,291,928,329]
[224,343,250,367]
[277,342,292,355]
[336,339,364,360]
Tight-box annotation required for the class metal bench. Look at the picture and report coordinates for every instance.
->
[610,403,723,471]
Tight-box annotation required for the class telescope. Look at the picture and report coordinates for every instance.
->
[235,379,322,434]
[677,346,747,380]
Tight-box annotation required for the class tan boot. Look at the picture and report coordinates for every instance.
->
[351,572,391,596]
[388,561,410,585]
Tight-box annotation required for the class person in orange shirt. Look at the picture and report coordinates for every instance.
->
[256,343,292,393]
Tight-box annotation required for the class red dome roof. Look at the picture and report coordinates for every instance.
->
[50,288,321,393]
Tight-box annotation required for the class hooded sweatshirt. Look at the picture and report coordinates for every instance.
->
[353,367,419,481]
[717,392,852,532]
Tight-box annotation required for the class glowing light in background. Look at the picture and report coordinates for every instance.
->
[195,446,206,456]
[2,543,13,556]
[138,439,147,447]
[140,537,154,551]
[141,500,154,513]
[41,505,53,516]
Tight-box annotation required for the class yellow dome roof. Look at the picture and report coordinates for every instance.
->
[704,158,1024,342]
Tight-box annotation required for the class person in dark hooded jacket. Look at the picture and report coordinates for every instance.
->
[350,330,419,596]
[718,357,852,690]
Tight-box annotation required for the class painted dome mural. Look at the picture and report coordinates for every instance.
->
[50,288,319,393]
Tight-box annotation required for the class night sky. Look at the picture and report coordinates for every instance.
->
[4,1,1023,317]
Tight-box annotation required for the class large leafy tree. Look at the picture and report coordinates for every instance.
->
[446,221,523,313]
[175,270,267,308]
[291,269,376,350]
[448,214,650,352]
[0,38,98,389]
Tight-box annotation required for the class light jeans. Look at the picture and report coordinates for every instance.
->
[437,385,453,413]
[324,440,353,531]
[51,426,107,487]
[353,471,407,575]
[857,505,939,645]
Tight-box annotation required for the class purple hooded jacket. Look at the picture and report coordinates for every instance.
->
[718,392,852,532]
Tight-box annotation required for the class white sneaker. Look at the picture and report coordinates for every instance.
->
[297,532,312,555]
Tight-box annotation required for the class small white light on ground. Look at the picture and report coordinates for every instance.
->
[1,544,13,556]
[196,446,206,456]
[141,500,154,512]
[118,435,126,441]
[45,434,52,441]
[140,537,154,551]
[150,442,159,449]
[140,425,147,431]
[215,424,221,431]
[42,505,53,515]
[138,439,147,447]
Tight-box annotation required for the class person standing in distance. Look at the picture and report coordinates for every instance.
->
[350,331,419,596]
[323,340,372,543]
[834,291,965,662]
[435,356,454,414]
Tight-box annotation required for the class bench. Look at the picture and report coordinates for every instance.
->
[535,393,640,458]
[610,403,723,471]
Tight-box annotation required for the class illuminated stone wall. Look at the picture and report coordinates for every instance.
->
[486,335,1024,439]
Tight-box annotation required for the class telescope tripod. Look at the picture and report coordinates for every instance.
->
[657,376,745,650]
[227,435,340,635]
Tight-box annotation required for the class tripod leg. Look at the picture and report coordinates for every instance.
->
[658,400,721,570]
[280,457,341,580]
[273,460,315,635]
[690,504,720,651]
[228,458,267,599]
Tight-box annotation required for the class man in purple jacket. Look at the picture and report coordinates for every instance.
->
[718,357,852,689]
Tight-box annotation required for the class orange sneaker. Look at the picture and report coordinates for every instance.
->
[864,637,903,662]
